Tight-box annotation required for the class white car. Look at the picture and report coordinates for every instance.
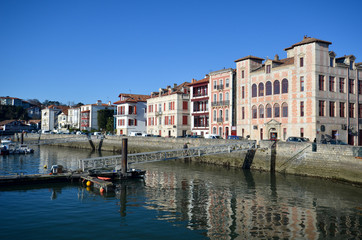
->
[204,134,221,139]
[129,132,142,137]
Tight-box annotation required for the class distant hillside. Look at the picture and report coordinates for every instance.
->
[0,105,29,121]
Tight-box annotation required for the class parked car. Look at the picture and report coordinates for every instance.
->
[142,133,151,137]
[204,134,221,139]
[227,135,242,140]
[129,132,142,137]
[286,137,308,142]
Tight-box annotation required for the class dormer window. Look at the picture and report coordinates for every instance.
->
[330,57,334,67]
[266,65,271,74]
[350,61,354,70]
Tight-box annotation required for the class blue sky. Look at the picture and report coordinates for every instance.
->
[1,0,361,105]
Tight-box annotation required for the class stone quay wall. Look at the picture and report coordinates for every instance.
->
[23,134,362,184]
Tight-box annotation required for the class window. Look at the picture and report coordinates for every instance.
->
[242,86,245,99]
[349,79,355,94]
[319,101,325,116]
[274,80,280,94]
[183,101,188,110]
[359,104,362,118]
[349,103,354,118]
[340,102,345,118]
[282,79,288,93]
[266,65,271,73]
[213,94,217,103]
[258,83,264,97]
[329,101,335,117]
[226,79,230,88]
[242,107,245,119]
[213,110,216,122]
[219,110,223,121]
[259,105,264,118]
[182,115,188,125]
[213,81,217,89]
[300,57,304,67]
[330,57,334,67]
[299,76,304,92]
[266,104,272,118]
[225,109,229,121]
[225,92,229,101]
[274,103,280,117]
[300,101,304,117]
[242,70,245,79]
[252,105,257,119]
[282,103,288,117]
[350,61,354,70]
[319,75,325,91]
[339,78,345,93]
[359,80,362,95]
[252,84,257,97]
[329,76,335,92]
[266,81,272,95]
[219,93,223,102]
[220,79,223,88]
[213,127,216,134]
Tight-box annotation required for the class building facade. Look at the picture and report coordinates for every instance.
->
[41,106,63,131]
[114,93,149,136]
[235,36,362,145]
[209,68,235,139]
[67,107,81,130]
[189,76,209,136]
[147,83,190,137]
[80,100,115,131]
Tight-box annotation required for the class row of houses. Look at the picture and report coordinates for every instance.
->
[41,37,362,145]
[0,96,41,119]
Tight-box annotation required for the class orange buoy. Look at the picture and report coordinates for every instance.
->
[100,187,105,193]
[86,181,92,187]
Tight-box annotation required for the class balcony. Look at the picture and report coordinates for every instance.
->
[216,85,224,90]
[217,117,223,123]
[155,111,163,116]
[211,100,230,107]
[193,92,208,97]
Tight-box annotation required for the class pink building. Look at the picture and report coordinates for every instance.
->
[209,68,235,139]
[236,36,362,145]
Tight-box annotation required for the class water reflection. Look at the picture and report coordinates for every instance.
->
[138,161,362,240]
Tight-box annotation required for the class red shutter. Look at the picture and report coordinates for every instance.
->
[183,101,188,110]
[183,116,188,125]
[135,119,137,126]
[134,106,137,114]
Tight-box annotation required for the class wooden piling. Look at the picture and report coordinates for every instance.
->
[122,138,128,176]
[87,134,95,151]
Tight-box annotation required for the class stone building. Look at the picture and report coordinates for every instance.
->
[147,82,190,137]
[235,36,362,145]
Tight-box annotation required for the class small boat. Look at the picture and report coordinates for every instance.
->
[0,145,9,155]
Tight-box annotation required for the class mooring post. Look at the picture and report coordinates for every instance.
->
[21,132,24,144]
[270,141,276,172]
[122,138,128,176]
[87,134,95,151]
[98,135,104,151]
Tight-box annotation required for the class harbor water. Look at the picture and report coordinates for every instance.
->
[0,146,361,239]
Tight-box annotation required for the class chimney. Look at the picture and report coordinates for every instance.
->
[274,54,279,61]
[97,100,102,105]
[191,78,196,83]
[108,101,111,106]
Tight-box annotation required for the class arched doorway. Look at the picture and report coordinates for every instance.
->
[225,127,229,139]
